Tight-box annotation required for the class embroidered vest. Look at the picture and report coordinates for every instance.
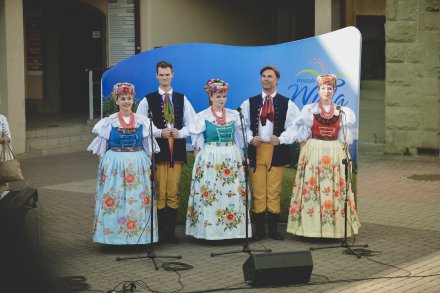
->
[109,126,144,152]
[248,93,290,168]
[145,91,187,164]
[311,114,340,141]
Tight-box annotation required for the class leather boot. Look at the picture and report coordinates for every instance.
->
[166,207,179,244]
[252,212,266,240]
[267,212,284,240]
[157,208,167,244]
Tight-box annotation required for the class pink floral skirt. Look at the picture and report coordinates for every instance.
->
[287,139,360,238]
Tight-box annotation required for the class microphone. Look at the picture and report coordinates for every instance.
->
[336,105,345,114]
[236,107,244,118]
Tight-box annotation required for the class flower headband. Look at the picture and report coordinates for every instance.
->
[205,78,229,95]
[112,82,135,100]
[317,74,337,87]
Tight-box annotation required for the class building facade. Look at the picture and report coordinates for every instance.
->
[0,0,439,156]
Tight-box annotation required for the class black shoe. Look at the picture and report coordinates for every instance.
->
[252,212,266,240]
[167,233,180,244]
[268,231,284,240]
[267,212,284,241]
[166,207,180,244]
[157,208,167,244]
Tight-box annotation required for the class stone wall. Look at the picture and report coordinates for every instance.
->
[385,0,440,155]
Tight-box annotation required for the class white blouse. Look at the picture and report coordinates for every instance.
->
[87,113,160,157]
[295,103,356,144]
[0,115,11,139]
[0,114,13,160]
[189,108,246,150]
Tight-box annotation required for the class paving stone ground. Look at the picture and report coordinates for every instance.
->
[8,151,440,293]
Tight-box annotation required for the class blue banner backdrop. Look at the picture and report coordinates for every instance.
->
[101,27,361,163]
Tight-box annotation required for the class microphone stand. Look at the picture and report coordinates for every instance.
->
[116,110,182,269]
[211,107,271,257]
[310,107,367,258]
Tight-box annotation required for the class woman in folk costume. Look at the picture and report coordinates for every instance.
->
[287,74,360,238]
[0,114,12,193]
[185,79,251,240]
[87,82,160,245]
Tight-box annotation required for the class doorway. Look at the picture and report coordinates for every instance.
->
[59,3,104,113]
[357,15,385,80]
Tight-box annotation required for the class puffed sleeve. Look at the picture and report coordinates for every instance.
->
[0,115,13,158]
[0,115,11,139]
[295,104,314,143]
[137,114,160,155]
[188,110,207,150]
[229,109,246,149]
[87,117,111,157]
[337,106,356,145]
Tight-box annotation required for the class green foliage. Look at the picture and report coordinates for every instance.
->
[177,152,195,222]
[102,96,138,117]
[102,97,118,117]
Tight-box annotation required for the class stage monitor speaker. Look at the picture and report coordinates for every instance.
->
[242,251,313,287]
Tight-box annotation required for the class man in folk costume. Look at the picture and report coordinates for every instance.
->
[137,61,196,244]
[240,66,300,240]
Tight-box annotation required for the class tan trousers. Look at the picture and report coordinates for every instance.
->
[251,143,285,214]
[156,162,183,209]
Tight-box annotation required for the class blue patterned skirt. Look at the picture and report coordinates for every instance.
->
[93,150,158,244]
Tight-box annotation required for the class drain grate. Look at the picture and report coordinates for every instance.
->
[405,174,440,181]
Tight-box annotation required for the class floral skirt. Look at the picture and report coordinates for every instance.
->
[93,150,157,244]
[286,139,360,238]
[185,143,251,240]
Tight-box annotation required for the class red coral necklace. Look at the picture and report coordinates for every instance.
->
[118,112,135,129]
[210,106,226,125]
[318,102,335,119]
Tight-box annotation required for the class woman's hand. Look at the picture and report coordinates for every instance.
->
[0,136,10,144]
[300,140,306,148]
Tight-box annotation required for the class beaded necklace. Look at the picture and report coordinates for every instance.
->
[318,101,335,119]
[210,106,226,125]
[118,112,135,129]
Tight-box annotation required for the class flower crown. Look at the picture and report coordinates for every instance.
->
[317,74,337,87]
[205,78,229,95]
[112,82,136,100]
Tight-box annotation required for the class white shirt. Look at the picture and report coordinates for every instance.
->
[240,91,300,145]
[0,114,13,159]
[136,87,196,139]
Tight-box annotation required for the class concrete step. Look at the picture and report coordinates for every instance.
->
[358,141,385,154]
[26,133,94,149]
[28,141,91,156]
[26,124,93,139]
[26,124,94,156]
